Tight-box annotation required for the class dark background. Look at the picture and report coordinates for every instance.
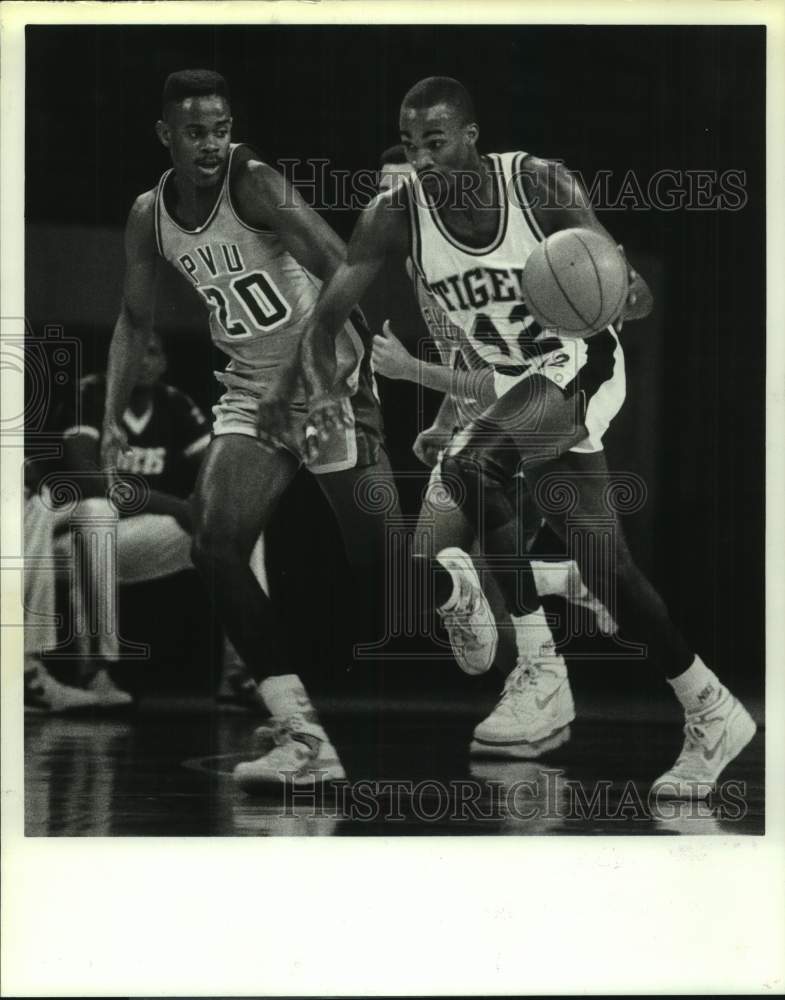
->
[25,25,765,698]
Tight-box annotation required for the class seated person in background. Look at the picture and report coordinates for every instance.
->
[30,329,266,709]
[24,466,104,713]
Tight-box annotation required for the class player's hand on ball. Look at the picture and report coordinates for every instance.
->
[372,320,417,380]
[413,425,453,468]
[614,244,638,331]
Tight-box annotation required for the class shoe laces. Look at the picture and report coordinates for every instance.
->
[272,713,321,754]
[441,593,483,649]
[493,660,541,719]
[272,714,302,744]
[682,698,728,747]
[668,716,723,776]
[684,720,707,747]
[499,657,567,719]
[504,662,538,695]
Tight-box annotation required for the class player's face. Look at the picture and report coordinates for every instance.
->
[399,103,478,193]
[136,334,167,388]
[378,162,414,193]
[157,95,233,188]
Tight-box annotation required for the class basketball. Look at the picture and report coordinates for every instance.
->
[522,227,629,337]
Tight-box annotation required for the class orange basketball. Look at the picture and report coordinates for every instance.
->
[522,227,629,338]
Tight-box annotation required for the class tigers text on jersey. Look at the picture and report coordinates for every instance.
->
[154,144,362,402]
[403,152,617,387]
[406,256,492,373]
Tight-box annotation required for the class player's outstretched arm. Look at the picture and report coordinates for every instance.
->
[234,160,346,282]
[527,157,654,326]
[101,193,158,477]
[300,194,408,457]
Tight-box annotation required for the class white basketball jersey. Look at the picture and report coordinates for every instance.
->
[155,144,363,401]
[405,257,492,373]
[404,151,618,386]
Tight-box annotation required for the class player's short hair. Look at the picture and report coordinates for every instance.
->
[379,144,408,168]
[400,77,476,125]
[162,69,230,117]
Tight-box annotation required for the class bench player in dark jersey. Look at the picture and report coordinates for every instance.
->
[57,330,266,709]
[285,77,756,799]
[99,70,418,789]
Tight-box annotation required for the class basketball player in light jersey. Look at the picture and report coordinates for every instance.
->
[371,146,617,755]
[99,69,414,790]
[376,144,618,631]
[287,77,756,798]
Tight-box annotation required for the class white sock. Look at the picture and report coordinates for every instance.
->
[531,560,571,598]
[259,674,308,717]
[511,606,563,666]
[667,656,724,713]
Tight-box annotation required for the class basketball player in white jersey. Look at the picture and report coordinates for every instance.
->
[283,77,756,798]
[99,69,408,790]
[371,146,616,754]
[376,145,617,628]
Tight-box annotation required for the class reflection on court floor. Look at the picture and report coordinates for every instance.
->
[24,695,763,837]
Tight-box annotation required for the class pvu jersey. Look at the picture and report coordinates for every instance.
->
[154,143,363,401]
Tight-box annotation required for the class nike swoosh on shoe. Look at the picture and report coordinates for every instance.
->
[534,686,562,711]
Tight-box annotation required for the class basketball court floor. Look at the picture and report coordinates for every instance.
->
[24,687,764,838]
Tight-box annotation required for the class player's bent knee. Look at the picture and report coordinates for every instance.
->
[440,452,515,531]
[439,452,477,508]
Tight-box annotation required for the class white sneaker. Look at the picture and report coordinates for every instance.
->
[233,713,346,791]
[86,668,134,709]
[24,662,101,714]
[436,547,498,675]
[650,689,757,800]
[564,562,617,636]
[471,651,575,758]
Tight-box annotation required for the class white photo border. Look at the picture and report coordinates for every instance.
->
[2,2,784,995]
